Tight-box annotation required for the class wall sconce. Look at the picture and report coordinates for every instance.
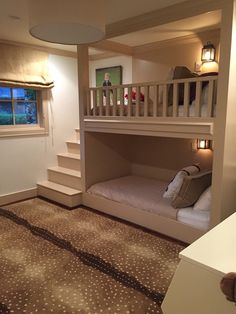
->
[201,42,216,62]
[197,139,210,149]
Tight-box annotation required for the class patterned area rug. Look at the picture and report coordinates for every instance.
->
[0,198,185,314]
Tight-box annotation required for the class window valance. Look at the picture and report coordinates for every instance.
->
[0,43,54,89]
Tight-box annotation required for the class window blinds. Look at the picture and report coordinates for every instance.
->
[0,43,54,89]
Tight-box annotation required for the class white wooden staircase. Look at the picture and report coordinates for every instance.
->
[37,128,82,208]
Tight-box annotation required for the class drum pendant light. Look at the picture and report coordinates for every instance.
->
[28,0,105,44]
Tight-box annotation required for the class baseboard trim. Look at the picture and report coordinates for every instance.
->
[0,188,37,206]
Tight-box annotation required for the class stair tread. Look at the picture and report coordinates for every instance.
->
[57,152,80,159]
[38,181,82,195]
[48,166,81,177]
[66,140,80,145]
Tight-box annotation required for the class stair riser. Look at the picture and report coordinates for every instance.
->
[57,156,81,171]
[37,185,82,208]
[48,170,82,190]
[66,142,80,154]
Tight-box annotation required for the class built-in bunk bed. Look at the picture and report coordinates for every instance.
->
[82,66,217,244]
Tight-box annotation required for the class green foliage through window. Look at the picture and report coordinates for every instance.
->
[0,87,38,125]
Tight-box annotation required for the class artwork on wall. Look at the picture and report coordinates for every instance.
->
[96,66,122,87]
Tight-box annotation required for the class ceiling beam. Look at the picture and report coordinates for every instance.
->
[133,28,221,55]
[89,39,133,56]
[105,0,224,39]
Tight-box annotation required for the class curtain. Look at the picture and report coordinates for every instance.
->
[0,43,54,89]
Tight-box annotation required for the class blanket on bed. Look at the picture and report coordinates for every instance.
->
[88,175,179,220]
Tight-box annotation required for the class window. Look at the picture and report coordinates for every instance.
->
[0,86,49,137]
[0,87,38,126]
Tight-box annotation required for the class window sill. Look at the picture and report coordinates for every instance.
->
[0,125,49,138]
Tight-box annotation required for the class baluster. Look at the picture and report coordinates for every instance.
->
[195,81,202,117]
[183,82,190,117]
[99,88,103,116]
[105,88,110,116]
[173,83,178,117]
[120,88,124,116]
[144,86,149,117]
[127,87,132,117]
[162,84,168,117]
[112,88,117,116]
[153,85,159,117]
[87,90,92,116]
[207,80,214,117]
[136,86,140,117]
[93,89,97,116]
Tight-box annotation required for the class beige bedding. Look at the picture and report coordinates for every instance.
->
[87,175,178,220]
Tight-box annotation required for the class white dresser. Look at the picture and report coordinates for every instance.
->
[162,213,236,314]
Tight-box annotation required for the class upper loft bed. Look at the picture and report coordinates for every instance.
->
[84,68,218,139]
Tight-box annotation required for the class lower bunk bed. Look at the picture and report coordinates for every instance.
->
[83,175,211,244]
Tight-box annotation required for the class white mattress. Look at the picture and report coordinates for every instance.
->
[87,175,210,230]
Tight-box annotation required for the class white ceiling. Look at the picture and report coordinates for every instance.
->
[0,0,221,54]
[111,11,221,47]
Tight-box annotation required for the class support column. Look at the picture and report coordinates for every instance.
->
[211,0,236,226]
[77,44,89,192]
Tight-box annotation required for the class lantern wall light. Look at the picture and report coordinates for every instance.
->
[197,139,210,150]
[201,42,216,62]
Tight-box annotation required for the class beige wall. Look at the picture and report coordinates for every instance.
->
[0,54,79,196]
[84,132,213,188]
[132,29,220,83]
[129,136,213,171]
[84,132,132,188]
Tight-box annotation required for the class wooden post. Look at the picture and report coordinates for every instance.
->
[211,0,236,227]
[77,44,89,192]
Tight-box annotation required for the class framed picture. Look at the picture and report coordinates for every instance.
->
[96,66,122,87]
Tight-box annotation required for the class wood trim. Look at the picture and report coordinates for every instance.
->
[133,28,221,55]
[83,192,205,244]
[0,90,49,138]
[0,39,77,59]
[105,0,224,38]
[89,51,121,61]
[84,118,214,140]
[0,188,37,206]
[90,40,133,55]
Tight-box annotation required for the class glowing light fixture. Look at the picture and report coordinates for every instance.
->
[197,139,210,149]
[28,0,105,44]
[201,42,216,62]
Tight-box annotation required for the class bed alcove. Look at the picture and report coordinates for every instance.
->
[82,132,213,243]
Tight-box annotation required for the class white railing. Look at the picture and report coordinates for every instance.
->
[85,76,217,119]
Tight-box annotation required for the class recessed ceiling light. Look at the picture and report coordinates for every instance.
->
[8,15,21,20]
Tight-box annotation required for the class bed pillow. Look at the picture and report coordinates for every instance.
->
[163,165,200,200]
[171,171,212,208]
[193,186,211,211]
[168,66,198,106]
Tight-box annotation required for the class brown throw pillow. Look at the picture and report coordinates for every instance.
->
[171,171,212,208]
[168,66,198,106]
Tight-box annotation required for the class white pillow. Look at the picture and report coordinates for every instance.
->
[193,186,211,211]
[163,165,200,200]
